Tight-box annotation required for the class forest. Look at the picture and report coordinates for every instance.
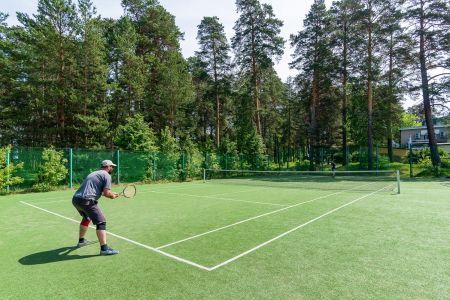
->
[0,0,449,170]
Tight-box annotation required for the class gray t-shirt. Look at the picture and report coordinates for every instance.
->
[74,170,112,201]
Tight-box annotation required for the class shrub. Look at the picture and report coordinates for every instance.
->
[33,147,68,192]
[0,146,24,191]
[156,127,179,180]
[295,160,310,171]
[180,138,203,181]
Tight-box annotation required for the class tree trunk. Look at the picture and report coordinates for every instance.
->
[367,0,374,170]
[213,41,220,148]
[250,15,262,135]
[342,19,348,166]
[387,32,394,162]
[419,0,441,166]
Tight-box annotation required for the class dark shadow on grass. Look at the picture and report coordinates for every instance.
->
[19,246,98,265]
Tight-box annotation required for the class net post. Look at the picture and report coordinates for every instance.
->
[203,168,206,183]
[396,170,400,194]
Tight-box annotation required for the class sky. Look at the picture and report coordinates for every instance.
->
[1,0,333,81]
[2,0,417,108]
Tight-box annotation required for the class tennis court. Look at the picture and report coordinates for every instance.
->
[1,173,449,299]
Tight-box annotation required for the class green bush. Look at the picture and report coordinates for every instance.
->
[377,155,391,170]
[403,147,449,164]
[295,160,310,171]
[156,127,179,180]
[218,138,240,170]
[0,146,24,192]
[33,147,68,192]
[180,139,203,181]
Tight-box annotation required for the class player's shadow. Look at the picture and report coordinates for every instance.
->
[19,246,98,265]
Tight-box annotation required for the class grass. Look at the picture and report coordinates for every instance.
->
[1,177,449,299]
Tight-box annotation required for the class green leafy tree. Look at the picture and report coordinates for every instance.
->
[0,146,24,192]
[114,114,158,152]
[330,0,365,166]
[186,56,214,149]
[290,0,338,169]
[17,0,79,146]
[157,126,179,180]
[33,147,68,191]
[73,0,110,148]
[377,0,413,161]
[196,16,231,147]
[179,137,203,181]
[405,0,450,166]
[232,0,285,136]
[122,0,194,133]
[105,16,145,126]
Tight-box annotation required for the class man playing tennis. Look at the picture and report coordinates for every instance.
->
[72,160,119,255]
[330,160,336,178]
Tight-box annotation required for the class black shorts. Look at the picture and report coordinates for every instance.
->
[72,197,106,225]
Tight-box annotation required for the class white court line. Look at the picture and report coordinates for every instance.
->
[208,184,395,271]
[23,186,287,207]
[22,182,206,204]
[156,182,378,249]
[30,199,72,205]
[148,190,289,207]
[20,201,211,271]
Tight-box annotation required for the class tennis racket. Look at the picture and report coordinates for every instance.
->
[119,184,137,198]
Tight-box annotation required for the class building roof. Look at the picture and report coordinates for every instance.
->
[400,124,450,131]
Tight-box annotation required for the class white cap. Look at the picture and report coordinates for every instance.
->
[101,160,117,167]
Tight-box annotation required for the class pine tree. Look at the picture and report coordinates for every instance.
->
[330,0,365,166]
[16,0,79,146]
[405,0,450,166]
[195,16,231,148]
[377,0,412,161]
[74,0,110,148]
[121,0,194,134]
[290,0,338,169]
[105,16,145,125]
[232,0,284,137]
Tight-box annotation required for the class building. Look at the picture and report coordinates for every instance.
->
[399,124,450,150]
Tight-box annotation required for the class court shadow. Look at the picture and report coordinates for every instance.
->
[19,246,98,265]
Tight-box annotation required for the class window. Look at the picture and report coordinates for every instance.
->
[415,133,420,139]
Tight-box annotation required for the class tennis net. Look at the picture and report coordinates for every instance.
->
[203,169,401,194]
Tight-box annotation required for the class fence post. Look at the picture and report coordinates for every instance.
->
[182,152,186,180]
[409,144,413,178]
[117,150,120,184]
[6,148,10,193]
[376,144,379,173]
[69,148,73,189]
[359,146,362,169]
[153,153,157,181]
[346,145,349,171]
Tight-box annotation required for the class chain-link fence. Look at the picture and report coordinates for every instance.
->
[2,145,449,192]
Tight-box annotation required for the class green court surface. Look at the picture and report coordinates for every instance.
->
[1,178,449,299]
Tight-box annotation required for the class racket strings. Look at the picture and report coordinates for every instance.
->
[121,185,136,198]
